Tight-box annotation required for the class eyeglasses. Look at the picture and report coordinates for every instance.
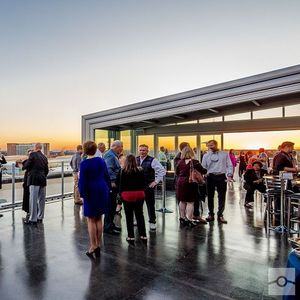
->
[210,152,219,162]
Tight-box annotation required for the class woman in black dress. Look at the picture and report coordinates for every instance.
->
[238,151,247,178]
[118,154,147,242]
[176,146,207,227]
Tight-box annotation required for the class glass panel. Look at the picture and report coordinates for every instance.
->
[120,130,131,155]
[224,112,251,121]
[200,135,222,151]
[95,129,109,149]
[199,116,223,123]
[178,135,198,159]
[137,135,154,156]
[285,104,300,117]
[223,130,300,150]
[252,107,282,119]
[177,120,198,125]
[158,136,176,171]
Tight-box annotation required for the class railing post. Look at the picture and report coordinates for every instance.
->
[12,163,16,209]
[156,176,173,213]
[61,161,65,200]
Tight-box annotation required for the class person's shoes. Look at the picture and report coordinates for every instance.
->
[187,220,198,228]
[0,214,3,218]
[149,223,156,231]
[126,237,135,245]
[37,219,43,223]
[94,247,100,257]
[244,203,253,209]
[104,228,120,235]
[206,215,215,222]
[112,225,121,232]
[179,217,187,227]
[75,201,83,205]
[140,236,148,241]
[193,216,207,224]
[217,216,228,224]
[23,219,37,226]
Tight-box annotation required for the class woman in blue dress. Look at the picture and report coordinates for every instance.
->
[79,141,110,258]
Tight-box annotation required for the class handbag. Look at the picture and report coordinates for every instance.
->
[189,160,205,184]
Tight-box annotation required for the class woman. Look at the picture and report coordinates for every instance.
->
[16,149,33,222]
[229,149,237,179]
[79,141,111,257]
[176,146,207,227]
[118,154,147,242]
[243,161,267,208]
[238,151,247,178]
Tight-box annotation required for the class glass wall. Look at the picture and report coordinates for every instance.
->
[224,130,300,150]
[200,134,222,151]
[120,130,131,155]
[95,130,109,149]
[253,107,282,119]
[224,112,251,121]
[285,104,300,117]
[137,135,154,156]
[199,116,223,123]
[158,136,176,170]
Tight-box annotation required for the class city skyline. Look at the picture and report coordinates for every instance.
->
[1,0,300,149]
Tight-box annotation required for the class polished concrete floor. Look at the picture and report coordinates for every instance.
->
[0,182,293,300]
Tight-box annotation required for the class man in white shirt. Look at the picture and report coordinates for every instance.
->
[95,142,106,158]
[136,144,166,230]
[202,140,233,224]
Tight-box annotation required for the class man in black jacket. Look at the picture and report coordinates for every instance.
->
[23,143,49,225]
[243,161,267,208]
[0,153,7,190]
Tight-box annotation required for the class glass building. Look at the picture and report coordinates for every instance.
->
[82,65,300,169]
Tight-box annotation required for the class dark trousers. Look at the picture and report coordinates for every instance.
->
[22,184,30,213]
[145,187,156,224]
[244,183,266,204]
[0,171,2,189]
[193,185,206,217]
[123,200,146,238]
[104,187,118,231]
[206,174,227,217]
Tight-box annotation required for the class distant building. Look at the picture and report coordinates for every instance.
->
[7,143,50,156]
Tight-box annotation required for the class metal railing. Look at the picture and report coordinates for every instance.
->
[0,161,73,212]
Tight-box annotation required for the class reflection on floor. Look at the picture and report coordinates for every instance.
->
[0,182,292,300]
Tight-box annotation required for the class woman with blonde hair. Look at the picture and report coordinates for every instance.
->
[176,146,207,227]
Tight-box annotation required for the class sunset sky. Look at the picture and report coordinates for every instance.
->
[1,0,300,150]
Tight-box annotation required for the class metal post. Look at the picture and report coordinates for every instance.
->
[156,176,173,213]
[275,172,287,233]
[12,163,16,209]
[61,161,65,200]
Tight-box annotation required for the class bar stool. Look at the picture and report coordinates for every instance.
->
[264,175,290,234]
[287,193,300,236]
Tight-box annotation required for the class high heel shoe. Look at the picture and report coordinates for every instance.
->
[187,220,197,228]
[94,247,100,257]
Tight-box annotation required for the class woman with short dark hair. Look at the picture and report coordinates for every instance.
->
[79,141,111,257]
[118,154,147,242]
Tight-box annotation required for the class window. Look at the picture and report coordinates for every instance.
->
[252,107,282,119]
[120,130,131,155]
[177,120,198,125]
[285,104,300,117]
[224,112,251,121]
[137,135,154,156]
[199,117,223,123]
[95,129,109,149]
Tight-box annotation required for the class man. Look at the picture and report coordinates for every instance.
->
[202,140,233,224]
[273,141,299,174]
[243,161,267,209]
[0,153,7,190]
[103,140,123,234]
[70,145,83,205]
[23,143,49,225]
[0,153,6,218]
[258,148,268,171]
[158,146,167,169]
[95,142,106,158]
[136,144,166,230]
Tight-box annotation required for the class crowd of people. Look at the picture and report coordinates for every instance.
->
[0,139,299,258]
